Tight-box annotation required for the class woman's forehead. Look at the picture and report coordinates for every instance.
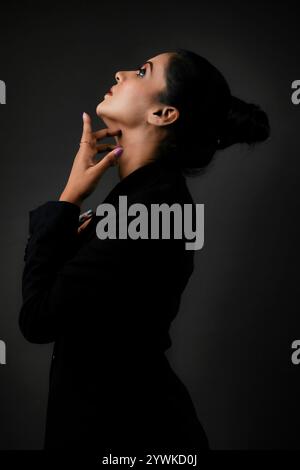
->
[147,52,172,63]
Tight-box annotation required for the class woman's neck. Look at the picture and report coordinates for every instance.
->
[114,129,161,181]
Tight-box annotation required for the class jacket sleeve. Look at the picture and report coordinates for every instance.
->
[19,200,129,344]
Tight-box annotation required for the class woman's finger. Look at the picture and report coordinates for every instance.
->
[93,146,124,174]
[81,112,93,142]
[95,143,118,153]
[93,128,122,141]
[77,216,93,234]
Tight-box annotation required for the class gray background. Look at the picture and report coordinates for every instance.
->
[0,0,299,450]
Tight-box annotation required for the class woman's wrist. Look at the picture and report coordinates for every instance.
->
[59,190,83,208]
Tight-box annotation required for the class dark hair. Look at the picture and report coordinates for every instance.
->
[156,48,271,177]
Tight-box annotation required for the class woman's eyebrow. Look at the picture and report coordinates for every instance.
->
[144,61,153,73]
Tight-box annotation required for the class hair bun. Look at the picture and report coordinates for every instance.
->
[217,95,270,150]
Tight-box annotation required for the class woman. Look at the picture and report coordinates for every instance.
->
[19,49,270,454]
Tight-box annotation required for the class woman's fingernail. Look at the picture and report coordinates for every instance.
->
[79,209,93,223]
[114,146,123,157]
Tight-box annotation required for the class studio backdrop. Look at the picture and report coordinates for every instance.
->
[0,0,299,454]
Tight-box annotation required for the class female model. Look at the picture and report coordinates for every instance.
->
[19,49,270,454]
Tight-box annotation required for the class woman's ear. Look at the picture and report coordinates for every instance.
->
[148,106,179,127]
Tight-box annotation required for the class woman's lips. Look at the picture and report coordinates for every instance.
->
[104,87,114,97]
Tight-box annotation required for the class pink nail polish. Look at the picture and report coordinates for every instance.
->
[114,146,123,157]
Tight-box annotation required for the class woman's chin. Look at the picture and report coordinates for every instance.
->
[96,101,105,116]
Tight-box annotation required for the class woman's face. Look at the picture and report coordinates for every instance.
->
[96,52,173,128]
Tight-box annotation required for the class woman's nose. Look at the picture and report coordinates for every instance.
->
[115,70,134,82]
[115,71,122,82]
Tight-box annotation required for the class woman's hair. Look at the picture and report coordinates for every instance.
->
[156,48,271,177]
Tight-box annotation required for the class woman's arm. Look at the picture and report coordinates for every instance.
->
[19,200,129,344]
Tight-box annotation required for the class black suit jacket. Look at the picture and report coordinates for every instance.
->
[19,158,209,453]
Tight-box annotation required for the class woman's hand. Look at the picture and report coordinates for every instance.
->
[77,215,93,235]
[59,112,123,208]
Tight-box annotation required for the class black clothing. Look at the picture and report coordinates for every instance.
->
[19,158,210,453]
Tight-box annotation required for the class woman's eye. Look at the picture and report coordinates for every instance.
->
[136,66,146,77]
